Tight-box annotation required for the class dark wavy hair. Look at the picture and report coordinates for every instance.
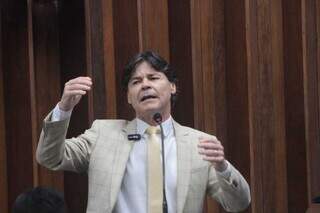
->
[122,51,178,105]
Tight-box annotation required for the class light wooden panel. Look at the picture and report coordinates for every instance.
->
[101,0,117,119]
[190,0,228,212]
[245,0,288,212]
[137,0,170,59]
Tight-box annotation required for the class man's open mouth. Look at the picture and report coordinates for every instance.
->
[140,95,157,102]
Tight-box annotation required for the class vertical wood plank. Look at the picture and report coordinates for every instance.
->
[270,2,288,213]
[101,0,117,119]
[245,0,288,212]
[190,0,205,131]
[190,0,229,212]
[0,7,8,212]
[282,0,308,212]
[137,0,169,59]
[85,0,107,121]
[224,0,251,212]
[59,1,88,212]
[302,0,320,203]
[113,0,140,120]
[211,0,227,146]
[32,0,64,190]
[168,0,194,127]
[1,0,35,209]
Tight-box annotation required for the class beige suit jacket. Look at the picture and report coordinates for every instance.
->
[36,114,251,213]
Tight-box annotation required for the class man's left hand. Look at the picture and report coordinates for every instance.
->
[198,137,227,172]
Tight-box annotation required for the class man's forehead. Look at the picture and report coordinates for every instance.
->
[130,66,163,78]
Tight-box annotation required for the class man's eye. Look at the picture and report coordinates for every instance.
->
[132,81,139,85]
[150,76,160,80]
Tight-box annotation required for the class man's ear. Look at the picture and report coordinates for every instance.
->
[127,92,132,105]
[170,83,176,95]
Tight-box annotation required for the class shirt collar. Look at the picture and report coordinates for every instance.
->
[136,116,173,137]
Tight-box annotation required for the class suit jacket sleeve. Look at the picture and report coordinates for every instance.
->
[36,111,100,173]
[207,161,251,212]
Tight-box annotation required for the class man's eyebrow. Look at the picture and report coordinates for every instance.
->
[129,76,141,82]
[147,73,161,77]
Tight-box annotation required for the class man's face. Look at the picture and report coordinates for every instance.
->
[127,62,176,119]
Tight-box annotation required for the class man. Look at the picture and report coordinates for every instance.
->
[13,186,66,213]
[36,51,251,213]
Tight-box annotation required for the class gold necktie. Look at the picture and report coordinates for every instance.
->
[146,126,163,213]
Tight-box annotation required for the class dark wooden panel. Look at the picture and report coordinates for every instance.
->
[282,0,308,212]
[168,0,194,127]
[0,8,8,211]
[225,0,251,212]
[245,0,287,212]
[32,0,64,190]
[59,1,88,212]
[1,0,35,209]
[138,0,170,59]
[85,0,107,121]
[302,0,320,203]
[113,0,140,120]
[211,0,227,145]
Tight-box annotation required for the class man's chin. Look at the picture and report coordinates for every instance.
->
[138,106,162,117]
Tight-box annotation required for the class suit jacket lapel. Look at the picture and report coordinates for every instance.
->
[173,121,192,213]
[109,119,136,209]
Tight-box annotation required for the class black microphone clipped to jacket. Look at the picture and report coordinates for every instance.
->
[153,113,168,213]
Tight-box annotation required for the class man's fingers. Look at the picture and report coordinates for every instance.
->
[202,156,225,162]
[65,83,91,92]
[65,77,92,87]
[198,142,224,151]
[64,90,87,96]
[198,149,224,156]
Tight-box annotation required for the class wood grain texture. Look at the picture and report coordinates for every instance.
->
[245,0,287,212]
[282,0,308,212]
[32,0,64,190]
[113,0,140,120]
[302,0,320,204]
[1,1,320,212]
[0,8,8,212]
[137,0,169,59]
[102,0,117,119]
[168,0,194,127]
[225,1,251,212]
[85,0,107,121]
[59,1,89,212]
[1,0,35,208]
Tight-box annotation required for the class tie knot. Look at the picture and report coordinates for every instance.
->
[145,126,160,135]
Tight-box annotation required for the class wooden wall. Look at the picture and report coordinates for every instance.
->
[1,0,319,212]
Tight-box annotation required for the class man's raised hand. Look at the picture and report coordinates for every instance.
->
[58,77,92,111]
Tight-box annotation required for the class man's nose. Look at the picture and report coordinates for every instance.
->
[141,78,151,89]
